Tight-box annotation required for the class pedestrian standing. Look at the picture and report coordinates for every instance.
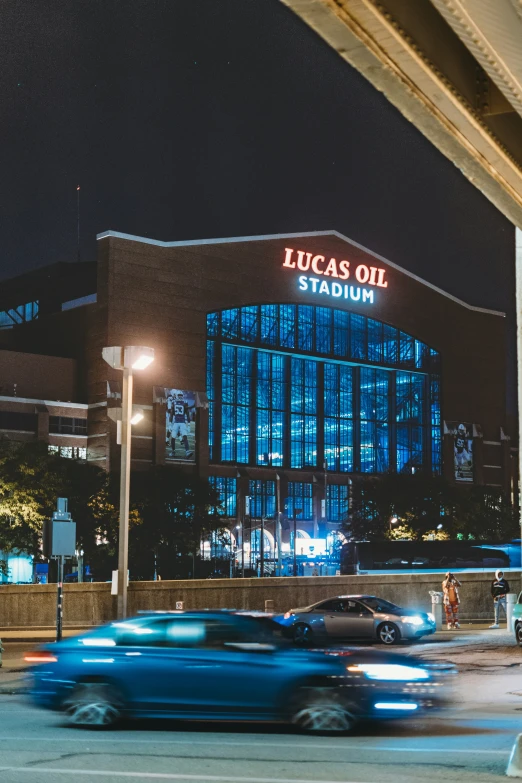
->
[489,569,510,629]
[442,572,461,630]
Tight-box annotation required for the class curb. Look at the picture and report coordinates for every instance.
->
[0,680,27,695]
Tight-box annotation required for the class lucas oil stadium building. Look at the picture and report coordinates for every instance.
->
[0,230,515,575]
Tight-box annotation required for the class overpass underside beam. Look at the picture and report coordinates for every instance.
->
[281,0,522,228]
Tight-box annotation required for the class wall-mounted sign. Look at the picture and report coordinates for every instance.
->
[165,389,196,463]
[447,421,474,483]
[282,247,388,305]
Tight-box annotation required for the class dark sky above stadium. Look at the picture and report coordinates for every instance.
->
[0,0,514,319]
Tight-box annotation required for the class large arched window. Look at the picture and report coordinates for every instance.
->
[207,304,441,475]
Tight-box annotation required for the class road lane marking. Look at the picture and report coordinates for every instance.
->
[0,737,509,754]
[0,770,369,782]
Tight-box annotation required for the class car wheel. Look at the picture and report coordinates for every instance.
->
[64,682,122,728]
[516,624,522,647]
[378,622,401,645]
[290,686,355,734]
[292,623,314,646]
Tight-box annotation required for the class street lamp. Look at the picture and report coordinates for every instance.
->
[102,345,155,619]
[389,515,399,532]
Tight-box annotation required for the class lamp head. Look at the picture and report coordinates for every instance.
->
[102,346,155,370]
[130,409,144,426]
[125,346,155,370]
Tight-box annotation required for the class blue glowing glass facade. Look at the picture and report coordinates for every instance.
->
[207,304,441,475]
[209,476,237,518]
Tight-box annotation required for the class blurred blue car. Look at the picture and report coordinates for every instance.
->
[27,611,450,733]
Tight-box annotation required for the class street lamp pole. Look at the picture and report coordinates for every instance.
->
[102,345,154,620]
[118,365,133,619]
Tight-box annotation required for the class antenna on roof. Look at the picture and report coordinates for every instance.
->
[76,186,81,263]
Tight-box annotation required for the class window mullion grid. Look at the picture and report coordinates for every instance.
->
[425,373,432,475]
[214,341,222,462]
[390,370,397,473]
[317,361,325,471]
[284,352,292,468]
[250,350,258,466]
[353,365,361,472]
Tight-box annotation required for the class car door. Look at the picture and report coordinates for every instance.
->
[158,616,289,719]
[323,599,374,639]
[108,617,184,713]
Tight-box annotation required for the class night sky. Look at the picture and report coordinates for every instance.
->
[1,1,514,317]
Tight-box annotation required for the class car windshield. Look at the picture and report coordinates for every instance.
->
[361,597,402,614]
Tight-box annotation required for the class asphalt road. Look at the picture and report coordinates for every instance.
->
[0,630,521,783]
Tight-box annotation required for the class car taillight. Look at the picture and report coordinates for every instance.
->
[24,651,58,663]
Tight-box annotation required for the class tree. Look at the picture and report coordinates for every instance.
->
[129,468,223,579]
[452,486,518,542]
[345,472,518,544]
[0,439,110,577]
[0,441,231,581]
[345,473,454,541]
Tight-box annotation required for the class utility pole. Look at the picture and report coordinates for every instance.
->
[275,474,282,576]
[43,498,76,643]
[56,556,64,641]
[76,186,81,263]
[260,516,265,577]
[293,507,303,577]
[515,227,522,576]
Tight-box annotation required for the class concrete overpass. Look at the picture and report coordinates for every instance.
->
[281,0,522,507]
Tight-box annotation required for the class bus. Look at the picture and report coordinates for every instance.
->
[340,540,513,574]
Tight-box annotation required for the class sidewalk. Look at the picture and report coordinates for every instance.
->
[0,627,90,642]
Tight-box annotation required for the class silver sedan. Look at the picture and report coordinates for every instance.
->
[274,595,436,646]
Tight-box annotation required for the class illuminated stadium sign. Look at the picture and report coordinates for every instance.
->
[282,247,388,304]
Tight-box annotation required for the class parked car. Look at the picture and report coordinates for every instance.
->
[273,595,436,645]
[26,610,448,733]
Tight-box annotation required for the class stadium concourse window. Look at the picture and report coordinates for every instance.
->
[48,445,87,460]
[327,485,349,522]
[49,416,88,435]
[287,482,313,521]
[209,476,237,517]
[206,305,441,475]
[249,480,276,518]
[0,300,38,330]
[0,411,37,432]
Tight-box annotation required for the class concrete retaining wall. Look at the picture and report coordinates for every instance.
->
[0,571,518,627]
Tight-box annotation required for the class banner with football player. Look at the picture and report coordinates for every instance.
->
[165,389,196,462]
[447,421,473,482]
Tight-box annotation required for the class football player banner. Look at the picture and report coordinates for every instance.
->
[165,389,196,462]
[447,421,473,482]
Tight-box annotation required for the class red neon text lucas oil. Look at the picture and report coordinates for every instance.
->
[282,247,388,305]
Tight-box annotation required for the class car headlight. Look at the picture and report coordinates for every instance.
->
[401,615,424,626]
[428,612,435,623]
[347,663,430,681]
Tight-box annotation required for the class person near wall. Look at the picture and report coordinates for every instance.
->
[490,569,510,629]
[442,572,461,630]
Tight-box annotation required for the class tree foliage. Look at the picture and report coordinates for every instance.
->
[0,440,224,580]
[129,468,222,579]
[345,473,517,543]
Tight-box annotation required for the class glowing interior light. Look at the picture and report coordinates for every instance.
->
[375,703,418,710]
[80,638,117,647]
[352,664,429,681]
[130,411,144,425]
[131,354,154,370]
